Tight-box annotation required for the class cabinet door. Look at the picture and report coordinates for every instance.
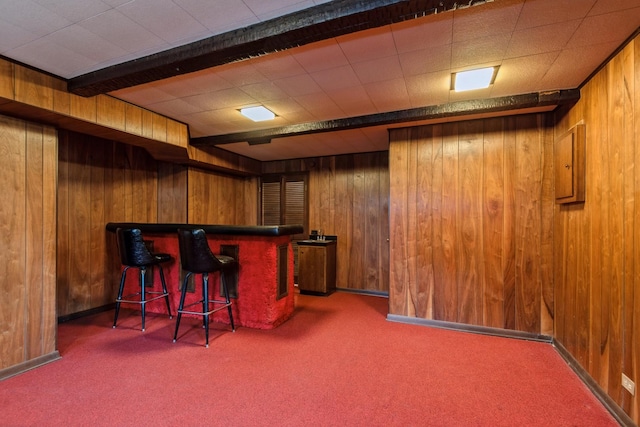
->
[298,246,326,293]
[554,124,585,204]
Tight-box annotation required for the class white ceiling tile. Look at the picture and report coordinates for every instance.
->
[101,0,131,7]
[363,78,411,113]
[240,81,290,102]
[146,98,203,118]
[273,74,323,97]
[264,98,305,116]
[214,62,268,86]
[506,21,581,58]
[294,92,343,120]
[451,36,510,70]
[0,18,40,52]
[6,37,94,78]
[79,9,167,54]
[452,0,522,43]
[46,25,128,63]
[311,65,360,91]
[352,56,404,84]
[32,0,111,23]
[292,39,350,73]
[490,52,560,97]
[243,0,315,21]
[182,89,248,111]
[338,26,397,64]
[590,0,640,14]
[515,0,594,30]
[399,47,451,77]
[173,0,257,34]
[252,52,307,80]
[0,0,70,37]
[326,86,376,117]
[405,71,451,108]
[111,85,176,106]
[567,8,640,49]
[117,0,209,44]
[391,13,453,54]
[146,70,233,98]
[539,41,620,89]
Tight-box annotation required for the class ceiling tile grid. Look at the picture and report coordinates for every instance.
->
[0,0,639,160]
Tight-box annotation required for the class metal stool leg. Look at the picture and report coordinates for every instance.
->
[140,267,147,331]
[173,272,191,342]
[203,273,210,348]
[221,272,235,332]
[159,266,172,319]
[113,266,129,328]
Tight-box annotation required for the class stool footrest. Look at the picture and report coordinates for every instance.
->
[117,291,169,305]
[177,300,232,317]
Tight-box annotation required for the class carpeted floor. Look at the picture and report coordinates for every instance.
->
[0,292,618,426]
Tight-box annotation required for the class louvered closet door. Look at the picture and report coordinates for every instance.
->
[261,175,308,280]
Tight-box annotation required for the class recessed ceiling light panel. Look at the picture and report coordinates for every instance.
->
[452,67,498,92]
[240,106,276,121]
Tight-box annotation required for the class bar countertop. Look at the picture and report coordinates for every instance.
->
[105,222,304,236]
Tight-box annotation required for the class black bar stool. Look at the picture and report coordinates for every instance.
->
[174,228,236,348]
[113,228,173,331]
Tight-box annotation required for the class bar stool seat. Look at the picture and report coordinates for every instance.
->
[174,228,236,348]
[113,228,173,331]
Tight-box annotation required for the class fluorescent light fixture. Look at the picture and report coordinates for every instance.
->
[240,106,275,122]
[452,66,498,92]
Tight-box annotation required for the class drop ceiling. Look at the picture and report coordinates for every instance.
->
[1,0,639,161]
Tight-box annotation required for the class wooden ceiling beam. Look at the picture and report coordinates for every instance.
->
[190,89,580,146]
[68,0,488,96]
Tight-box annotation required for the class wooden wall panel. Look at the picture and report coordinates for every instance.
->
[0,114,57,371]
[187,167,258,225]
[553,34,640,423]
[262,152,390,293]
[56,130,190,317]
[388,114,553,331]
[482,118,505,328]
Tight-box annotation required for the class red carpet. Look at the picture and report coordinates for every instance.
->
[0,292,617,426]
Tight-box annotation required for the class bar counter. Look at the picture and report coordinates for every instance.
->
[106,222,303,329]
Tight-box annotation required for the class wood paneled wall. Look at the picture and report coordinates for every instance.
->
[388,116,554,335]
[187,167,257,225]
[263,152,390,293]
[56,130,187,317]
[0,114,57,370]
[57,130,258,317]
[554,36,640,421]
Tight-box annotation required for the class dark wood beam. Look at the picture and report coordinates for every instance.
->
[190,90,580,146]
[68,0,487,96]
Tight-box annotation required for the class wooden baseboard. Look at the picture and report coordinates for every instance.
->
[58,303,115,323]
[386,314,552,342]
[0,351,61,382]
[335,288,389,298]
[553,339,635,427]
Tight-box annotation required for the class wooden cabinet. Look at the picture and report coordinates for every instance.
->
[297,240,336,296]
[555,124,585,203]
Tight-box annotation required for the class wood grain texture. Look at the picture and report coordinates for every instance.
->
[187,167,255,225]
[0,114,56,370]
[388,115,551,330]
[262,152,389,293]
[56,130,189,316]
[482,118,505,329]
[553,34,640,423]
[26,123,44,360]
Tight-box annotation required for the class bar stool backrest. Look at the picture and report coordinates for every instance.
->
[116,228,156,267]
[177,228,223,274]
